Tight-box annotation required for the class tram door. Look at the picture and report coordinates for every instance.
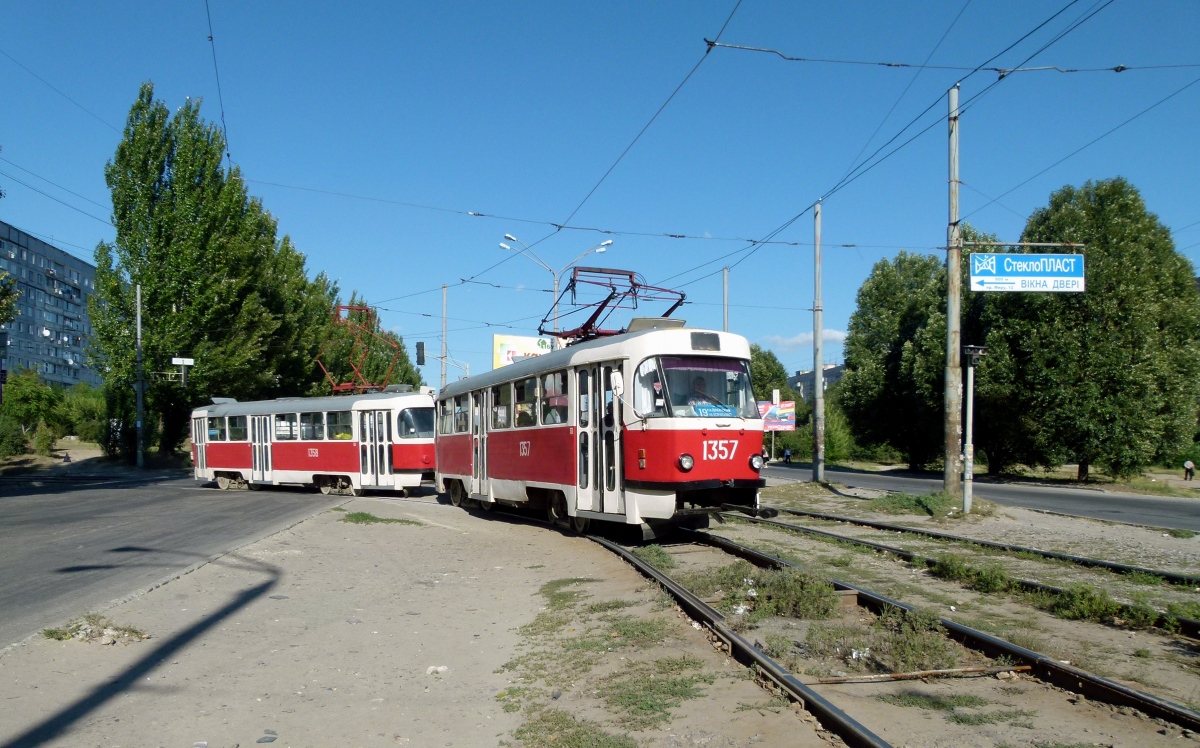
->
[578,363,622,514]
[360,410,393,488]
[192,417,206,475]
[471,391,485,496]
[250,415,271,484]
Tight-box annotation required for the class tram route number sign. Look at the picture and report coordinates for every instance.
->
[970,253,1085,293]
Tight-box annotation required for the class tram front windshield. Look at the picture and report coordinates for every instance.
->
[399,407,436,438]
[633,356,758,419]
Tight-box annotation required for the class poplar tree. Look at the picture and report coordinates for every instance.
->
[90,83,340,454]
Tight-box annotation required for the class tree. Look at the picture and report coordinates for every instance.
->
[1,369,61,435]
[749,344,802,405]
[978,178,1200,479]
[839,251,946,468]
[90,83,345,455]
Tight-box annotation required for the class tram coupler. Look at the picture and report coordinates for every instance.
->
[720,503,779,519]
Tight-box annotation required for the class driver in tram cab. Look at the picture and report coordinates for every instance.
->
[687,376,719,406]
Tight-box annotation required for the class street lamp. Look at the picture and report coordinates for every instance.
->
[499,235,612,333]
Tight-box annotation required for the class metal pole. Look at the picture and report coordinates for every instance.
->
[440,284,447,390]
[964,360,975,514]
[722,266,729,332]
[771,431,775,462]
[135,284,144,469]
[553,272,559,333]
[813,202,825,483]
[944,84,964,500]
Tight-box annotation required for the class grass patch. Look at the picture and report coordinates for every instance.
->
[1133,647,1152,658]
[494,686,527,712]
[512,708,637,748]
[878,692,988,710]
[632,544,677,570]
[1166,528,1196,539]
[41,613,147,643]
[799,606,959,674]
[526,564,544,569]
[946,709,1036,727]
[736,695,792,713]
[599,656,715,729]
[926,554,1012,593]
[520,611,572,637]
[1167,600,1200,620]
[829,553,856,568]
[329,506,347,512]
[866,492,953,517]
[586,599,635,614]
[676,560,838,623]
[537,578,597,610]
[340,512,420,525]
[1124,570,1165,586]
[1048,583,1121,622]
[607,616,669,648]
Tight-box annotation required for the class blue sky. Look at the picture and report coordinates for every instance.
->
[1,1,1198,383]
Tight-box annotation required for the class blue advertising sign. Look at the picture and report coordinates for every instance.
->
[969,253,1085,293]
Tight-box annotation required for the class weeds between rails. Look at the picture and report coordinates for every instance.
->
[772,501,1200,587]
[722,513,1200,636]
[664,530,1200,733]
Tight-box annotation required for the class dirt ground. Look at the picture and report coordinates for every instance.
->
[0,494,820,748]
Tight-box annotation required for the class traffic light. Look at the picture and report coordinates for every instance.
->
[415,341,425,366]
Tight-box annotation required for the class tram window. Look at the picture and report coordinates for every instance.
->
[300,412,324,440]
[491,384,511,429]
[398,407,435,438]
[326,411,353,440]
[578,432,589,489]
[541,371,568,425]
[454,395,469,433]
[274,413,298,440]
[578,371,590,428]
[438,400,454,435]
[632,358,667,417]
[207,417,226,441]
[227,415,248,441]
[514,377,538,428]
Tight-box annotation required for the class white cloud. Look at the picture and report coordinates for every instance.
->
[762,329,847,351]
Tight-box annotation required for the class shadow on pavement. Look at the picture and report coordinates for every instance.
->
[2,552,280,748]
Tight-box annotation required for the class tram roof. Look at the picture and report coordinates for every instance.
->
[438,327,751,400]
[192,390,433,418]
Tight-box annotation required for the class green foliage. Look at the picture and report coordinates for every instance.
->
[90,84,422,457]
[979,178,1200,478]
[32,421,55,456]
[878,692,988,711]
[0,415,28,458]
[838,250,955,468]
[749,344,803,405]
[598,657,714,729]
[1049,583,1121,621]
[677,560,837,623]
[54,383,105,442]
[1166,528,1196,539]
[865,492,953,517]
[512,709,637,748]
[632,544,677,570]
[1,369,62,435]
[339,512,421,525]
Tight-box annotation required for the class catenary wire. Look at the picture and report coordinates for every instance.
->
[0,169,114,227]
[0,47,121,132]
[203,0,233,166]
[961,71,1200,221]
[0,157,109,210]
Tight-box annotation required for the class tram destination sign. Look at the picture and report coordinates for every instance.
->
[970,253,1085,293]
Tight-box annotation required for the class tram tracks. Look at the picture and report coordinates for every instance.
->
[588,525,1200,747]
[719,511,1200,639]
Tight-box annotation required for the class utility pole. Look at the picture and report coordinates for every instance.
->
[944,84,964,500]
[135,284,144,469]
[813,202,825,483]
[440,284,447,390]
[722,267,729,332]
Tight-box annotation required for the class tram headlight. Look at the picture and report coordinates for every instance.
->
[678,453,694,472]
[749,453,764,471]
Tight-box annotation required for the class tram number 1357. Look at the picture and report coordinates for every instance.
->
[702,440,739,460]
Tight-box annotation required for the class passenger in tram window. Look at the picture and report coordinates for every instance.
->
[541,371,568,424]
[514,377,538,427]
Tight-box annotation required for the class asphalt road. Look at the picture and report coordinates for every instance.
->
[0,475,342,648]
[763,462,1200,531]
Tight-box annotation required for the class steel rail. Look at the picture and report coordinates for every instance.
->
[587,534,895,748]
[721,512,1200,638]
[682,528,1200,733]
[769,506,1200,587]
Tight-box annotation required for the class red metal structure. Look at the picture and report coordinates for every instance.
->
[315,305,401,393]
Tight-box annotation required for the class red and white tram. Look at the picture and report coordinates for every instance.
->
[191,388,437,495]
[435,323,766,532]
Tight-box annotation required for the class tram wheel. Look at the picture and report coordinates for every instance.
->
[247,481,262,491]
[546,492,569,527]
[478,498,495,511]
[350,487,365,497]
[448,480,465,507]
[318,478,333,495]
[216,475,232,491]
[569,515,591,535]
